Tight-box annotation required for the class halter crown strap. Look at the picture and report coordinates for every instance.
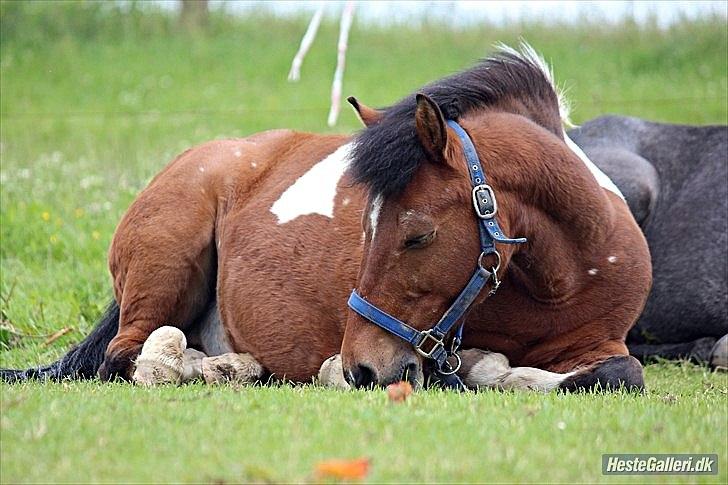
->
[446,120,527,252]
[348,119,527,390]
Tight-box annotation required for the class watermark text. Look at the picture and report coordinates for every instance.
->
[602,454,718,475]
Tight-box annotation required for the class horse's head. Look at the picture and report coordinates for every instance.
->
[340,45,572,388]
[341,93,514,388]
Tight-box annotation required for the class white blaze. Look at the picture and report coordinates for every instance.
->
[270,143,352,224]
[369,194,383,241]
[564,134,625,200]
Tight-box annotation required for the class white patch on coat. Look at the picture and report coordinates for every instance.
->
[564,134,625,200]
[607,255,618,263]
[588,268,599,276]
[234,150,242,158]
[270,143,352,224]
[198,166,205,173]
[369,194,383,241]
[251,161,257,169]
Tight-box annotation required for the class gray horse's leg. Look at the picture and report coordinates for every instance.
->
[628,337,717,364]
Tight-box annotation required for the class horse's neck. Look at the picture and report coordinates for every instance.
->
[495,132,618,302]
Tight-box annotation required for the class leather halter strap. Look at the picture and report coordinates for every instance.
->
[347,120,526,390]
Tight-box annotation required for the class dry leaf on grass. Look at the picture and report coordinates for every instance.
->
[386,381,413,403]
[315,457,370,480]
[42,327,73,346]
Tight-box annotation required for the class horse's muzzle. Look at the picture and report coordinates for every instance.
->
[345,356,422,389]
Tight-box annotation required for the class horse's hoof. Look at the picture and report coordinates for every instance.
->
[201,353,263,385]
[318,354,351,390]
[132,326,186,386]
[710,335,728,372]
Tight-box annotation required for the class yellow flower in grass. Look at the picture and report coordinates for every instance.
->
[41,211,50,222]
[74,208,85,218]
[92,230,101,240]
[50,234,59,244]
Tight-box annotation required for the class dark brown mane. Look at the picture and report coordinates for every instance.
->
[350,46,565,197]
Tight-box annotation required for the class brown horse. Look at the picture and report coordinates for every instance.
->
[1,45,651,391]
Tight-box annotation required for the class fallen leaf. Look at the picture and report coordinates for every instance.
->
[42,327,73,347]
[315,457,370,481]
[386,381,413,403]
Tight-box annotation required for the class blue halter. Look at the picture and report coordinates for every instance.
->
[347,120,527,390]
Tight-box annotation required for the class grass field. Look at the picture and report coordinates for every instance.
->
[1,2,727,483]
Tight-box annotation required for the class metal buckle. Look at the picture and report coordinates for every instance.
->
[472,184,497,219]
[414,329,445,359]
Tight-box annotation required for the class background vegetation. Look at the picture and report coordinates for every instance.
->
[1,2,726,483]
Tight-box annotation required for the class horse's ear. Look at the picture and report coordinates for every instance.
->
[347,96,383,127]
[414,93,448,162]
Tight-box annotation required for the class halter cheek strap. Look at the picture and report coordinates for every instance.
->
[348,119,527,390]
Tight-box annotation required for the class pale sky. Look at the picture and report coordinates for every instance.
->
[186,1,727,27]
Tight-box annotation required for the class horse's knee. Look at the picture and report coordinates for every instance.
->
[559,355,644,392]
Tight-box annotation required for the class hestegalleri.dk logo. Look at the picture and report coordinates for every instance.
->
[602,454,718,475]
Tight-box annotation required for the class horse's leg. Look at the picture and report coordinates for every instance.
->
[557,355,644,392]
[318,354,351,389]
[98,188,217,381]
[132,326,263,386]
[456,349,576,392]
[628,337,717,364]
[547,343,645,392]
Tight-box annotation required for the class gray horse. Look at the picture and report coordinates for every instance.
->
[569,116,727,367]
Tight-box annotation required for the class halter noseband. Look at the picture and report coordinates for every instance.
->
[347,120,527,390]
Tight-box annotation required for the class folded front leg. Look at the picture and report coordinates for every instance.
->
[457,349,575,392]
[199,353,263,385]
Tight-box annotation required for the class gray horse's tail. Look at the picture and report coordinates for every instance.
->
[0,300,119,383]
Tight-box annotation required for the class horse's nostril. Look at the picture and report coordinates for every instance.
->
[349,363,377,389]
[402,361,419,384]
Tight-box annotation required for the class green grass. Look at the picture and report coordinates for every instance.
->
[1,364,726,484]
[1,2,727,483]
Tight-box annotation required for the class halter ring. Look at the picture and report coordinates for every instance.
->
[478,250,501,273]
[438,353,462,376]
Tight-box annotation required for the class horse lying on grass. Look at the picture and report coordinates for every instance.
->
[1,44,654,391]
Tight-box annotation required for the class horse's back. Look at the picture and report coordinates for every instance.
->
[570,116,728,343]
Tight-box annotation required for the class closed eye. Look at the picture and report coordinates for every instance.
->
[404,230,436,249]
